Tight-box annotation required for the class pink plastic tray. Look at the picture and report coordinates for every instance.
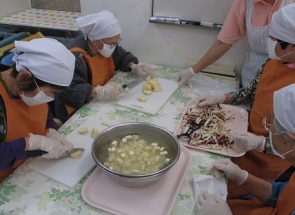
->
[174,101,249,157]
[81,145,191,215]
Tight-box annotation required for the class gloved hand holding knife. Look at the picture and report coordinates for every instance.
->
[26,133,73,159]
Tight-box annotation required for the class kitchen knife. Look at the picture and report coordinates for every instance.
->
[122,74,149,90]
[26,148,85,158]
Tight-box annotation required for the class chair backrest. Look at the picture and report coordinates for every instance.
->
[0,53,14,66]
[0,32,29,48]
[0,32,45,58]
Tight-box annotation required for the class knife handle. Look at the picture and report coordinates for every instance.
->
[26,150,48,157]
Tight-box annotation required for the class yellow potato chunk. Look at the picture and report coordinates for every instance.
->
[78,127,88,134]
[153,83,161,92]
[91,128,99,138]
[70,150,82,159]
[143,82,152,90]
[150,79,162,92]
[138,96,147,102]
[143,90,152,95]
[142,78,162,94]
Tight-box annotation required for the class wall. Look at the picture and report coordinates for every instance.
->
[0,0,30,18]
[153,0,233,24]
[81,0,248,76]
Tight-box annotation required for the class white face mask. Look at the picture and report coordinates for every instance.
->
[98,43,116,58]
[267,38,292,60]
[268,131,294,159]
[20,81,54,106]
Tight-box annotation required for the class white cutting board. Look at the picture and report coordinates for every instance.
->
[28,118,109,188]
[116,78,179,115]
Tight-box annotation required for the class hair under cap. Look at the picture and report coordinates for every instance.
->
[269,3,295,45]
[274,83,295,134]
[12,38,75,86]
[76,10,122,41]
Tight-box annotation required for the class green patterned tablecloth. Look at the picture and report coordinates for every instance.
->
[0,64,227,215]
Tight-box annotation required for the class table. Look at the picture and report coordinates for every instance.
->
[0,9,81,31]
[0,8,81,38]
[0,64,229,215]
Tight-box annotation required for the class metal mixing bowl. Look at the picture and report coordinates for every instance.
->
[92,122,180,187]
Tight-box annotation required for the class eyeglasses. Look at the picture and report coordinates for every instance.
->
[262,112,286,133]
[262,112,292,140]
[99,38,122,49]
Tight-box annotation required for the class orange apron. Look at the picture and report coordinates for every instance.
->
[228,60,295,198]
[0,82,48,183]
[65,47,115,117]
[228,173,295,215]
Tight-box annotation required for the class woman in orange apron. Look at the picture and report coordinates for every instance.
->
[196,81,295,215]
[193,3,295,199]
[54,10,155,123]
[0,38,75,183]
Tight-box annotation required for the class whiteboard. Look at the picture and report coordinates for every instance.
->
[153,0,234,24]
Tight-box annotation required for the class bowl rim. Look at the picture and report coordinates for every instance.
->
[91,122,181,178]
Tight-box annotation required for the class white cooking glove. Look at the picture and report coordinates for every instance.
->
[177,67,195,86]
[95,82,123,99]
[131,64,155,78]
[208,159,248,186]
[46,129,73,149]
[196,190,233,215]
[194,94,226,107]
[230,131,266,153]
[28,133,72,159]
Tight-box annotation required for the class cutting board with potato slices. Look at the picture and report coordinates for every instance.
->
[28,118,109,188]
[116,78,179,115]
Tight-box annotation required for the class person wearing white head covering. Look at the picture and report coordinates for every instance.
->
[195,83,295,215]
[76,10,122,42]
[0,38,76,183]
[54,10,155,123]
[187,3,295,199]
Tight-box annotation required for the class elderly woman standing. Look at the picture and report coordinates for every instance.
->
[196,83,295,215]
[54,10,155,123]
[178,0,294,87]
[0,38,75,183]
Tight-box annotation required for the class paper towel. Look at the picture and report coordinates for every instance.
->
[192,174,228,202]
[187,73,237,95]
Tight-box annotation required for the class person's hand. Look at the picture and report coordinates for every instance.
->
[177,67,195,86]
[46,129,73,149]
[230,131,266,153]
[95,82,123,99]
[194,94,226,107]
[208,159,248,186]
[28,133,72,159]
[131,64,155,78]
[196,190,233,215]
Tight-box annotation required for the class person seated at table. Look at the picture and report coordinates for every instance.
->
[196,83,295,215]
[54,10,155,123]
[192,3,295,198]
[0,38,76,183]
[177,0,294,87]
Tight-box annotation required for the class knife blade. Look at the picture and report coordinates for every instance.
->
[26,148,85,158]
[122,74,149,90]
